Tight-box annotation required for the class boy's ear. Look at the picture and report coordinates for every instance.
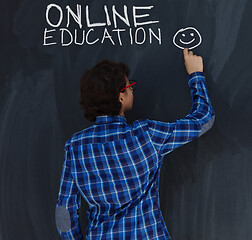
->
[119,93,124,103]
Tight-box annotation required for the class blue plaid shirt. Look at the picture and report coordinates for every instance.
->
[55,71,215,239]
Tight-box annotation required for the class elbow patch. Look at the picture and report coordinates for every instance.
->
[55,205,71,232]
[199,115,215,137]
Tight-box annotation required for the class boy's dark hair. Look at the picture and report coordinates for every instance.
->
[79,60,130,123]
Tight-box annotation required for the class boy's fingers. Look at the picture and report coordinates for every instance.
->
[183,48,189,57]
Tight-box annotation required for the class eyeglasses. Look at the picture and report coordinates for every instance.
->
[120,80,136,92]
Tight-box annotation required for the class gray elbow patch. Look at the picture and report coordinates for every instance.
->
[199,115,215,137]
[55,205,71,232]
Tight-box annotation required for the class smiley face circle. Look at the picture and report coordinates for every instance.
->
[173,27,202,50]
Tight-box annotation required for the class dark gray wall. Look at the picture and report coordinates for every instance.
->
[1,0,252,239]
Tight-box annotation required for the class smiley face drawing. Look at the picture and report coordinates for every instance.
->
[173,27,202,50]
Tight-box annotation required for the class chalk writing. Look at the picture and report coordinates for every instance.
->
[43,4,162,46]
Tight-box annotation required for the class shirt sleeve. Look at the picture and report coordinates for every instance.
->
[55,140,84,240]
[147,71,215,157]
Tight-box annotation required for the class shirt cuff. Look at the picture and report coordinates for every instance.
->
[187,71,205,86]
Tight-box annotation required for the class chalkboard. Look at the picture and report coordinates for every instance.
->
[1,0,252,239]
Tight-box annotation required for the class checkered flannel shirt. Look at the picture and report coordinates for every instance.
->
[55,71,215,239]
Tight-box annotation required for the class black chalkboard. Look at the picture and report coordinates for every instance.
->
[1,0,252,239]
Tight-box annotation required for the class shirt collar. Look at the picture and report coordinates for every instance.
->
[94,115,127,125]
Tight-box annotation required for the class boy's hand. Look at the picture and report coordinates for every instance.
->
[183,48,203,75]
